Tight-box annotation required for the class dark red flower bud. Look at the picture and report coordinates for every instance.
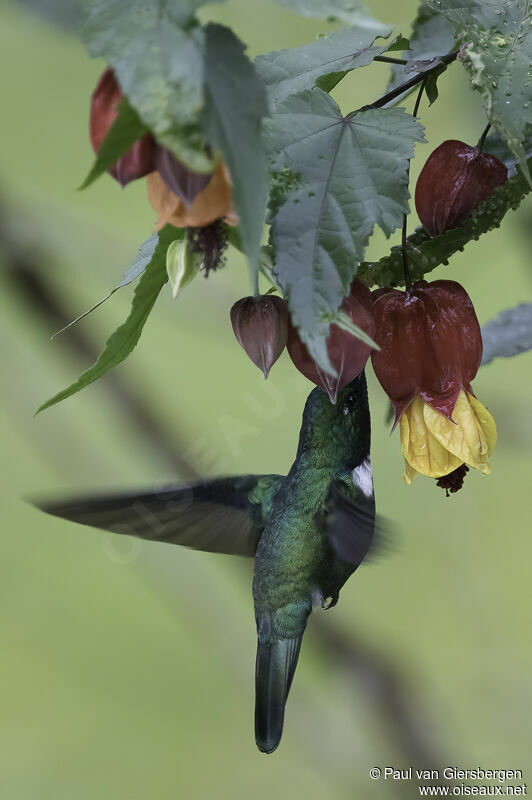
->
[90,68,155,186]
[230,295,289,378]
[371,280,482,425]
[154,146,212,207]
[415,140,507,236]
[287,279,376,403]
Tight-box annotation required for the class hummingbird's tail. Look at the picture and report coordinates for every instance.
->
[255,636,302,754]
[255,609,309,754]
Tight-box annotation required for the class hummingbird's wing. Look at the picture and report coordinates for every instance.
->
[321,479,376,566]
[36,475,283,557]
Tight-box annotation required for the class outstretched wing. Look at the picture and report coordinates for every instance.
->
[37,474,284,557]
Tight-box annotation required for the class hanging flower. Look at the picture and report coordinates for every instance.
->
[230,295,289,378]
[90,68,156,186]
[147,155,237,230]
[287,279,375,403]
[415,139,507,236]
[371,280,497,489]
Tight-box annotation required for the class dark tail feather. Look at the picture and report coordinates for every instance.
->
[254,635,303,754]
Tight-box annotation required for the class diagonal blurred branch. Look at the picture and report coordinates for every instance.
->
[0,207,199,480]
[313,615,446,776]
[0,201,450,777]
[16,0,84,32]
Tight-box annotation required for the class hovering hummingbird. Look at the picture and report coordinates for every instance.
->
[39,370,376,754]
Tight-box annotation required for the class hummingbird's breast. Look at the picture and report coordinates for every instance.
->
[252,464,340,615]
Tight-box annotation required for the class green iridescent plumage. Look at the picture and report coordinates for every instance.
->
[38,371,375,754]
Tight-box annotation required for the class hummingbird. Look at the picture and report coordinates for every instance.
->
[38,370,376,754]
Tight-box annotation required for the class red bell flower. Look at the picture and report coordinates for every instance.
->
[287,279,375,403]
[90,68,155,186]
[371,280,482,425]
[415,140,507,236]
[372,280,497,486]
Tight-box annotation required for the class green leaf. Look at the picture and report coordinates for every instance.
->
[358,154,532,288]
[85,0,216,172]
[336,311,379,351]
[266,89,425,371]
[481,304,532,366]
[427,0,532,183]
[273,0,385,28]
[387,35,410,52]
[255,24,392,106]
[484,125,532,177]
[386,2,456,100]
[79,98,148,189]
[51,232,161,338]
[423,63,447,105]
[202,23,268,274]
[37,226,184,413]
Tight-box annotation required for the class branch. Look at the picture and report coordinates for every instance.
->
[312,616,450,784]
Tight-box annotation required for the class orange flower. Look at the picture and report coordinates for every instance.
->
[147,163,237,230]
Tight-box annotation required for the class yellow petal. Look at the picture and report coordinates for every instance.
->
[403,458,418,485]
[468,393,497,456]
[424,389,495,474]
[400,396,462,479]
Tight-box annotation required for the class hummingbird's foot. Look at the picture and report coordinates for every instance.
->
[321,594,338,610]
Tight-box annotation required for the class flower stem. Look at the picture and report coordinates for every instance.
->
[477,122,491,152]
[401,216,412,290]
[412,78,426,118]
[402,79,427,290]
[253,265,260,296]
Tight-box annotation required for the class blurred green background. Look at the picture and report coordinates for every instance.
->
[1,1,531,797]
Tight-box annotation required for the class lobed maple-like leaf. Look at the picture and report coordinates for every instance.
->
[255,24,393,106]
[273,0,384,27]
[266,89,424,372]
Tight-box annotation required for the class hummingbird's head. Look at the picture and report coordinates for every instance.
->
[298,370,371,467]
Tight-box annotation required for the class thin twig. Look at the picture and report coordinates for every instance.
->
[477,121,492,152]
[358,51,458,112]
[374,55,409,66]
[401,79,427,290]
[412,79,426,120]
